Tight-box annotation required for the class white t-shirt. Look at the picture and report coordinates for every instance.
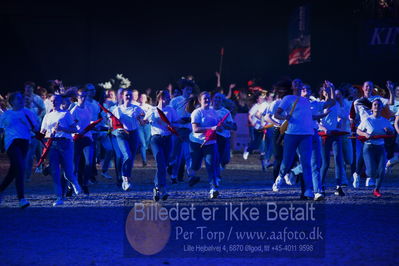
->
[278,95,313,135]
[268,99,284,127]
[170,95,191,129]
[85,99,100,122]
[308,98,323,130]
[258,102,269,127]
[189,108,219,145]
[140,103,153,114]
[0,109,33,150]
[248,103,262,129]
[112,104,144,131]
[25,93,45,118]
[41,110,75,140]
[145,105,178,136]
[336,99,352,131]
[358,116,393,145]
[320,103,339,131]
[44,98,53,114]
[212,107,234,138]
[390,99,399,116]
[70,104,93,140]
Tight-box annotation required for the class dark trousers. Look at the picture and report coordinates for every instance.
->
[0,139,29,199]
[150,135,172,188]
[272,127,284,181]
[74,137,94,187]
[190,141,217,187]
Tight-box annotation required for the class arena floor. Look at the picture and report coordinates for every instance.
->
[1,152,398,265]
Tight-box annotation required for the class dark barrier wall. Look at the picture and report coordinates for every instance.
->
[0,0,397,92]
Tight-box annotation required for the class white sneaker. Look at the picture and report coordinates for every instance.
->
[19,198,30,208]
[365,178,375,187]
[53,198,64,207]
[385,165,392,175]
[72,183,82,195]
[272,176,284,192]
[216,177,221,187]
[243,146,249,160]
[314,193,324,201]
[122,181,132,191]
[387,156,399,168]
[352,172,360,189]
[304,189,314,198]
[101,172,113,179]
[264,160,273,169]
[209,188,219,199]
[284,171,296,186]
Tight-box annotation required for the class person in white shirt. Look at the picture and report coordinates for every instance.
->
[24,82,45,119]
[112,89,144,191]
[212,93,237,184]
[169,86,193,183]
[265,85,288,182]
[273,78,315,199]
[131,89,140,105]
[188,91,221,199]
[84,83,101,184]
[385,108,399,171]
[300,84,334,200]
[335,89,353,186]
[23,92,42,182]
[0,92,35,208]
[352,81,394,188]
[40,94,82,206]
[243,93,266,160]
[137,93,152,167]
[70,88,95,195]
[144,89,177,201]
[357,99,394,197]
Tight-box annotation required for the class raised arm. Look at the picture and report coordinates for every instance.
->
[387,80,394,106]
[215,72,221,88]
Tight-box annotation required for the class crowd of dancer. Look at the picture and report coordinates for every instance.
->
[0,76,398,208]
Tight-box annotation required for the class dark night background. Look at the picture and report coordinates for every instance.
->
[0,0,398,92]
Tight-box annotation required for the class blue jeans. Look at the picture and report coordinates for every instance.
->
[272,127,284,181]
[321,135,344,186]
[98,133,113,172]
[138,124,151,163]
[25,137,39,179]
[150,135,172,188]
[355,140,365,175]
[49,139,78,198]
[114,130,139,178]
[264,129,273,160]
[248,129,264,153]
[190,141,218,188]
[74,137,94,186]
[110,134,122,182]
[170,128,192,178]
[341,135,353,183]
[0,139,29,199]
[363,144,386,190]
[279,134,313,192]
[311,131,322,193]
[215,135,231,178]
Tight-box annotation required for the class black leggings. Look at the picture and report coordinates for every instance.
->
[0,139,29,199]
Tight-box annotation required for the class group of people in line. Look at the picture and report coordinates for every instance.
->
[0,77,398,208]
